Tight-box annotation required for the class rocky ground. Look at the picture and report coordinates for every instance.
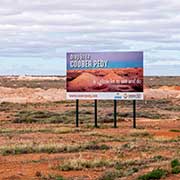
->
[0,76,179,103]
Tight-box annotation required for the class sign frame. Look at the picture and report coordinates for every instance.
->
[66,51,144,100]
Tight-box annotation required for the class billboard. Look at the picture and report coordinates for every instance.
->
[66,52,143,100]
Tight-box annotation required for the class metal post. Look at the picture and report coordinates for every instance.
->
[94,99,98,127]
[76,99,79,127]
[114,100,117,128]
[133,100,136,128]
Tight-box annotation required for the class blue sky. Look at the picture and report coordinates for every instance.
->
[0,0,180,76]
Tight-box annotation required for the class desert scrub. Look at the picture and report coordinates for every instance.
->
[0,144,68,155]
[0,142,111,155]
[153,136,180,143]
[120,111,167,119]
[114,158,168,174]
[13,110,96,124]
[0,102,27,112]
[13,110,77,124]
[0,127,82,135]
[98,170,122,180]
[36,173,66,180]
[98,100,114,107]
[164,105,180,112]
[83,132,125,143]
[171,159,180,174]
[136,111,167,119]
[99,115,114,123]
[114,161,139,175]
[138,99,171,108]
[172,166,180,174]
[152,155,168,162]
[130,131,152,138]
[137,168,168,180]
[0,128,52,135]
[171,159,180,168]
[124,167,139,176]
[170,129,180,133]
[83,141,110,151]
[13,111,63,123]
[58,158,113,171]
[117,142,153,153]
[81,102,94,107]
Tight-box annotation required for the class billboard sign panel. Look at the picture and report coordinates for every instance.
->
[66,52,143,100]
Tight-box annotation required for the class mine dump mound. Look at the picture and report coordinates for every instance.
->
[69,72,99,89]
[0,87,66,103]
[103,71,124,80]
[159,86,180,91]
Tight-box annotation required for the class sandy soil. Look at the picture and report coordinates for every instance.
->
[0,120,179,180]
[0,76,179,180]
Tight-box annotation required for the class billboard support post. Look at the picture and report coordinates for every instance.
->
[133,100,136,128]
[94,100,98,127]
[76,99,79,127]
[114,100,117,128]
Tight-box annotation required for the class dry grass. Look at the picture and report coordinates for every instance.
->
[57,158,113,171]
[0,141,111,156]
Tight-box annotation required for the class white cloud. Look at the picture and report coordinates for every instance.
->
[148,60,180,66]
[0,0,179,75]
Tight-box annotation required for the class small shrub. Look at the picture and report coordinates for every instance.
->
[125,167,139,176]
[80,109,93,115]
[120,111,166,119]
[152,155,167,161]
[170,129,180,133]
[137,112,165,119]
[58,159,112,171]
[130,131,151,138]
[172,166,180,174]
[35,171,42,177]
[35,171,66,180]
[164,106,180,112]
[137,168,168,180]
[41,174,66,180]
[85,142,110,151]
[114,162,123,170]
[171,159,180,174]
[171,159,180,168]
[99,170,122,180]
[13,111,63,124]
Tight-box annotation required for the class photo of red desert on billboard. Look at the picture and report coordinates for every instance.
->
[67,52,143,100]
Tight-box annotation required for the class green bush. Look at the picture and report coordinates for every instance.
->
[171,159,180,174]
[137,168,168,180]
[171,159,180,168]
[114,162,123,170]
[172,166,180,174]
